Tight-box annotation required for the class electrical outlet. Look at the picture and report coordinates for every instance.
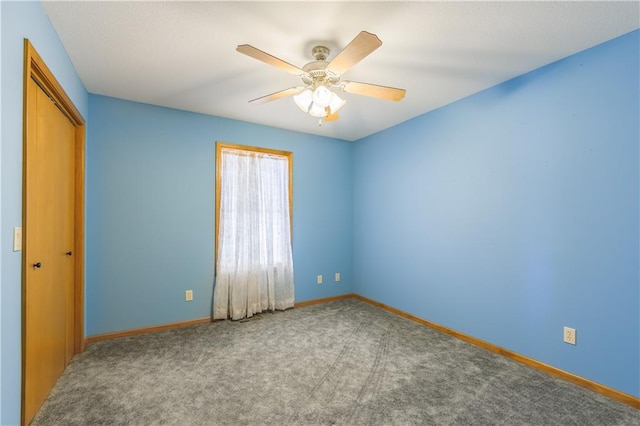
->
[185,290,193,301]
[317,275,323,285]
[563,326,576,345]
[335,273,340,282]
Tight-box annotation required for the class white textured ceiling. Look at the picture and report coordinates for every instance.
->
[42,1,639,141]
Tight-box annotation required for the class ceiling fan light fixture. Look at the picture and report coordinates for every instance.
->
[328,92,346,114]
[308,103,328,118]
[312,85,333,108]
[295,86,346,118]
[294,86,346,118]
[293,89,313,112]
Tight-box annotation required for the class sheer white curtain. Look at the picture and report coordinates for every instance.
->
[213,148,295,320]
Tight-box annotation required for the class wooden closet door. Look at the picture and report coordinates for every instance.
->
[23,78,76,424]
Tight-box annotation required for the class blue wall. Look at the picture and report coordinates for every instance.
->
[0,1,89,424]
[87,96,353,336]
[353,30,639,397]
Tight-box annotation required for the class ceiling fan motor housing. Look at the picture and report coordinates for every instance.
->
[311,45,330,61]
[301,46,340,87]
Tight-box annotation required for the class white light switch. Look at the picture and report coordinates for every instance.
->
[13,227,22,252]
[317,275,323,285]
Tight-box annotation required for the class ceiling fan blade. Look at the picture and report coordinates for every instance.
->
[237,44,305,75]
[328,31,382,75]
[341,81,406,101]
[324,111,340,122]
[249,87,304,104]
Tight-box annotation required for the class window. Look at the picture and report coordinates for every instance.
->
[213,143,294,320]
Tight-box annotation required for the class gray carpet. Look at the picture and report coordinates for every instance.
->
[32,299,639,425]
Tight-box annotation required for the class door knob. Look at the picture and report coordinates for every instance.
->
[65,251,73,257]
[32,262,42,269]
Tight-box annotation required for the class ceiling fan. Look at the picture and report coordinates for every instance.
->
[237,31,406,124]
